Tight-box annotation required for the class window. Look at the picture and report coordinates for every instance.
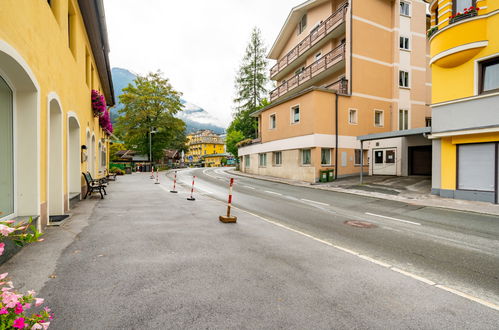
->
[301,149,311,165]
[100,145,106,167]
[259,153,267,167]
[291,105,300,123]
[273,152,282,166]
[453,0,475,15]
[399,36,410,50]
[480,57,499,93]
[295,66,305,76]
[244,155,250,167]
[399,109,409,130]
[315,52,322,61]
[399,70,409,88]
[400,1,410,16]
[354,149,364,165]
[0,76,14,217]
[434,7,439,26]
[68,3,77,57]
[321,148,331,165]
[425,117,432,127]
[269,114,276,129]
[385,150,395,164]
[348,109,358,124]
[298,14,307,34]
[374,110,384,127]
[374,150,383,164]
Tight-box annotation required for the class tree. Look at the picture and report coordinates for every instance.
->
[109,142,126,162]
[115,72,186,162]
[227,27,269,157]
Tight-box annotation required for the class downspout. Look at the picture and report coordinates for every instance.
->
[335,93,338,179]
[349,0,353,96]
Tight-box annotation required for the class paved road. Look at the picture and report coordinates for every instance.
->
[172,167,499,308]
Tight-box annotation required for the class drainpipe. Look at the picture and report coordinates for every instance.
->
[335,93,339,179]
[360,140,363,184]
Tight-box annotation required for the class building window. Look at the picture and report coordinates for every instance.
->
[434,7,439,26]
[291,105,300,124]
[374,150,383,164]
[385,150,395,164]
[374,110,384,127]
[0,76,14,217]
[273,152,282,166]
[315,52,322,61]
[321,148,331,165]
[268,114,276,130]
[354,149,362,165]
[399,70,409,88]
[480,57,499,94]
[348,109,358,124]
[100,145,106,167]
[295,66,305,76]
[244,155,250,167]
[259,153,267,167]
[68,3,77,57]
[425,117,432,127]
[400,1,410,16]
[298,14,307,34]
[453,0,476,16]
[301,149,311,165]
[399,36,410,50]
[399,109,409,130]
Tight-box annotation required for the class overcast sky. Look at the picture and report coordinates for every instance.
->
[104,0,303,127]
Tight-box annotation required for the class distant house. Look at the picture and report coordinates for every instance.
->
[159,149,182,167]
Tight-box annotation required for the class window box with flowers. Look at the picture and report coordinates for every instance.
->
[91,90,114,134]
[450,6,479,24]
[427,26,438,38]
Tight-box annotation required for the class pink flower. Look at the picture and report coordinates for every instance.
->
[0,308,8,314]
[12,317,25,329]
[14,302,24,314]
[40,322,50,330]
[0,224,15,236]
[0,242,5,256]
[27,290,36,296]
[34,298,44,307]
[31,324,43,330]
[2,291,20,308]
[23,303,31,310]
[0,273,8,280]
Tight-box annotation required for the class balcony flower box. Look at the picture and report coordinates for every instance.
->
[450,7,479,24]
[427,26,438,38]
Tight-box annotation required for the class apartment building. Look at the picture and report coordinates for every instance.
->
[239,0,431,182]
[427,0,499,203]
[185,130,225,166]
[0,0,114,227]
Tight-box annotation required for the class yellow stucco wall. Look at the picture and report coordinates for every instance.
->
[0,0,112,224]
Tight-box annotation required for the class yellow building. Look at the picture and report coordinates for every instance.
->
[0,0,115,227]
[239,0,432,182]
[202,154,231,168]
[427,0,499,203]
[186,130,225,166]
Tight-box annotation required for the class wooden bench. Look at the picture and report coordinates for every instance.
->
[83,172,107,199]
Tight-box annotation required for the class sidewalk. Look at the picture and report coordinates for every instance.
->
[230,170,499,216]
[0,173,497,329]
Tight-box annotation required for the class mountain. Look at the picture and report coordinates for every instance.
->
[110,67,225,134]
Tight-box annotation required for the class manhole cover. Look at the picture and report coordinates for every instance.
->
[344,220,377,228]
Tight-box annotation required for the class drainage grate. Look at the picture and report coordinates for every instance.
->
[344,220,376,228]
[49,215,70,222]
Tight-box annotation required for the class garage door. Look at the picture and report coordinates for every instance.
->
[409,146,432,175]
[457,143,495,192]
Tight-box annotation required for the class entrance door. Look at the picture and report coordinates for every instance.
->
[372,148,397,175]
[409,146,432,175]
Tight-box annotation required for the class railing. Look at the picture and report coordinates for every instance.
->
[270,2,348,78]
[449,9,478,24]
[325,77,348,94]
[269,43,346,102]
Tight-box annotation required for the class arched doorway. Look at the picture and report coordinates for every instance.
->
[48,97,64,218]
[0,40,39,223]
[67,114,80,206]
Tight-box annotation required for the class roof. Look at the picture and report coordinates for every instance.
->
[78,0,115,106]
[268,0,331,59]
[357,127,432,141]
[163,149,179,158]
[201,153,231,159]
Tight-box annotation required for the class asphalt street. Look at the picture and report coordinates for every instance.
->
[172,167,499,308]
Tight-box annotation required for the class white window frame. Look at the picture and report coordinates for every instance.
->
[400,1,411,17]
[399,36,410,51]
[374,109,384,127]
[301,149,312,166]
[273,151,282,166]
[291,105,300,124]
[399,70,410,88]
[399,109,409,130]
[321,148,331,166]
[315,52,322,61]
[348,108,358,125]
[298,14,307,34]
[269,113,276,129]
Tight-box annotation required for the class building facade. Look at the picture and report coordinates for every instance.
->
[185,130,225,166]
[239,0,431,182]
[427,0,499,203]
[0,0,114,227]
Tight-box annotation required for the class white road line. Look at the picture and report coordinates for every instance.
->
[243,186,255,190]
[300,199,329,206]
[265,190,282,196]
[365,212,421,226]
[435,285,499,311]
[391,267,436,285]
[202,168,219,180]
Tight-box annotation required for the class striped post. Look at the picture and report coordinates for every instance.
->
[154,168,160,184]
[219,178,237,223]
[150,165,154,179]
[187,176,196,201]
[170,171,178,193]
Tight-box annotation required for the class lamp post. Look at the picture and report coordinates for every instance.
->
[149,128,157,170]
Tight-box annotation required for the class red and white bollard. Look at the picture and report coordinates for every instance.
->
[187,176,196,201]
[219,178,237,223]
[150,165,155,179]
[170,171,178,193]
[154,168,160,184]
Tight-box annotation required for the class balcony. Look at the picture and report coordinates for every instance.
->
[269,44,346,102]
[270,3,348,81]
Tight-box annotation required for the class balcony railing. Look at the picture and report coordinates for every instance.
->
[325,77,348,94]
[270,2,348,79]
[269,43,346,102]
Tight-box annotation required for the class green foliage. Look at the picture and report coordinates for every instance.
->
[110,167,125,175]
[226,130,245,157]
[109,142,126,162]
[115,71,187,163]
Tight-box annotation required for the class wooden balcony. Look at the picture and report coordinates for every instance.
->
[269,43,346,102]
[270,3,348,80]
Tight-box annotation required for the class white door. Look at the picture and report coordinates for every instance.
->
[372,148,397,175]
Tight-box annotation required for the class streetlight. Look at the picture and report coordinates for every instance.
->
[149,127,157,173]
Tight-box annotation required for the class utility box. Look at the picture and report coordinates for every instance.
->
[320,170,328,183]
[327,169,335,182]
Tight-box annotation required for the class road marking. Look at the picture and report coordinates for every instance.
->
[435,285,499,311]
[391,267,436,285]
[300,199,329,206]
[365,212,421,226]
[202,168,219,180]
[243,186,255,190]
[265,190,282,196]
